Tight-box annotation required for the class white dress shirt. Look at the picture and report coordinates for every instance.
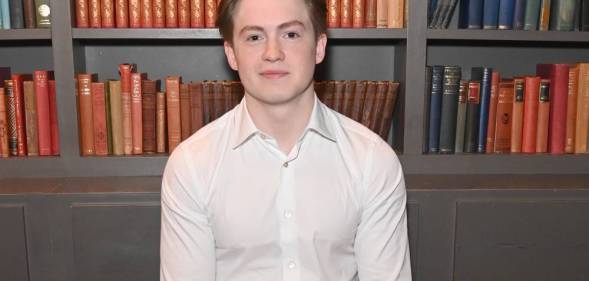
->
[160,95,412,281]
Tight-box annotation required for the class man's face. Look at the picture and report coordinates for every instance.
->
[224,0,327,106]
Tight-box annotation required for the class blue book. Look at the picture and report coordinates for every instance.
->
[471,67,493,153]
[498,0,515,29]
[0,0,10,29]
[483,0,500,29]
[429,0,440,25]
[512,0,528,29]
[428,65,445,153]
[459,0,484,28]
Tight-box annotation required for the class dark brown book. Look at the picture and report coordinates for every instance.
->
[361,81,377,129]
[78,74,95,156]
[23,0,37,28]
[34,0,52,28]
[178,0,190,27]
[34,70,51,156]
[11,74,32,156]
[342,80,356,118]
[104,81,113,154]
[48,80,59,156]
[129,0,141,27]
[23,81,38,156]
[365,0,377,27]
[101,0,116,28]
[351,80,367,122]
[189,82,204,133]
[212,81,224,120]
[536,79,550,153]
[156,91,167,153]
[333,80,345,113]
[327,0,340,28]
[202,81,214,124]
[131,72,145,154]
[141,0,153,27]
[152,0,165,27]
[205,0,216,27]
[191,0,205,27]
[166,77,181,153]
[180,83,191,141]
[118,63,134,155]
[341,0,353,27]
[142,80,157,153]
[89,0,102,28]
[108,80,124,156]
[91,82,108,156]
[76,0,90,27]
[115,0,129,27]
[494,80,514,153]
[371,81,388,133]
[379,81,399,140]
[0,88,9,157]
[4,80,17,156]
[165,0,178,27]
[485,71,500,153]
[352,0,365,28]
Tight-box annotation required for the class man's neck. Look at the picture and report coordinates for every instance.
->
[244,89,315,155]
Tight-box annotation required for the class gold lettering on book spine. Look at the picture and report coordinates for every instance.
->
[205,0,216,27]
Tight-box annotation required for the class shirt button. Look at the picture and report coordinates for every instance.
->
[287,261,296,269]
[283,162,288,168]
[284,210,293,219]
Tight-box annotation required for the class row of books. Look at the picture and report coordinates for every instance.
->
[326,0,405,28]
[315,80,399,141]
[0,68,60,158]
[75,0,221,28]
[0,0,51,29]
[425,63,589,155]
[430,0,589,31]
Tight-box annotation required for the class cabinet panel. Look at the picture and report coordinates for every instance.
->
[0,204,30,281]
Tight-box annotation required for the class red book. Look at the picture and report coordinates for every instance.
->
[205,0,216,27]
[165,0,178,27]
[89,0,102,28]
[178,0,190,27]
[511,78,525,153]
[485,71,500,153]
[536,79,550,153]
[131,73,144,154]
[166,77,181,153]
[92,82,108,156]
[101,0,115,27]
[327,0,340,28]
[152,0,165,27]
[129,0,141,27]
[522,76,540,153]
[76,0,90,27]
[365,0,377,27]
[494,80,514,153]
[352,0,365,28]
[536,64,569,154]
[11,74,32,156]
[34,70,52,156]
[119,63,134,155]
[341,0,353,28]
[141,0,153,27]
[115,0,129,27]
[48,80,60,156]
[180,83,191,140]
[191,0,205,27]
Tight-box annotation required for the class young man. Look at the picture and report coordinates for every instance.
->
[160,0,412,279]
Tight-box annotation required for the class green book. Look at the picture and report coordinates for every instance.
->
[523,0,541,30]
[34,0,51,28]
[550,0,577,31]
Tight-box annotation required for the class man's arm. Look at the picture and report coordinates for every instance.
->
[354,140,412,281]
[161,145,215,281]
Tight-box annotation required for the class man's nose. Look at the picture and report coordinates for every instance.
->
[262,37,285,62]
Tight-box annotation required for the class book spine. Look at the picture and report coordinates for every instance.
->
[23,81,38,156]
[89,0,101,28]
[376,0,387,28]
[439,66,461,153]
[341,0,353,27]
[180,83,191,141]
[190,82,204,133]
[1,0,12,29]
[108,80,124,155]
[538,0,551,30]
[327,0,340,27]
[177,0,190,27]
[141,0,153,27]
[360,81,377,130]
[467,0,484,28]
[548,64,569,154]
[353,0,365,28]
[23,0,36,28]
[483,0,500,29]
[512,0,527,29]
[142,80,156,153]
[498,0,515,29]
[115,0,129,27]
[91,82,108,156]
[441,0,460,28]
[34,70,51,155]
[190,0,204,27]
[455,80,468,153]
[522,76,540,153]
[153,0,165,27]
[0,88,8,157]
[379,82,399,140]
[119,64,133,155]
[222,81,232,114]
[104,83,113,154]
[365,0,377,27]
[156,91,166,153]
[48,80,59,155]
[428,65,444,153]
[11,75,28,156]
[511,78,525,153]
[342,80,356,118]
[10,0,25,28]
[494,80,515,153]
[202,81,213,124]
[204,0,216,27]
[387,0,404,28]
[565,65,579,153]
[333,80,345,113]
[128,0,141,27]
[371,81,388,134]
[583,0,589,30]
[523,0,541,30]
[552,0,576,30]
[351,80,367,122]
[536,79,550,153]
[464,82,481,153]
[33,0,51,27]
[131,73,143,154]
[166,77,181,153]
[4,80,17,156]
[477,67,493,153]
[575,63,589,153]
[78,74,95,156]
[486,71,500,153]
[101,0,115,27]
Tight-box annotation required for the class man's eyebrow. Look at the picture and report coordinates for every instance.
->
[238,20,306,36]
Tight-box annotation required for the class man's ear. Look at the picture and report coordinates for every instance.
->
[224,41,239,71]
[315,33,327,64]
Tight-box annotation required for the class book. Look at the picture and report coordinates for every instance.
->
[34,0,51,28]
[428,65,444,153]
[166,76,181,153]
[180,83,191,140]
[91,82,108,156]
[575,63,589,153]
[494,80,514,153]
[583,0,589,30]
[115,0,129,27]
[565,65,579,153]
[153,0,165,27]
[464,81,481,153]
[511,78,525,153]
[190,0,205,27]
[486,71,500,153]
[341,0,353,27]
[11,74,32,156]
[108,80,124,156]
[178,0,190,27]
[439,66,461,153]
[512,0,527,29]
[441,0,460,28]
[483,0,500,29]
[104,81,113,154]
[10,0,25,29]
[89,0,101,28]
[190,82,204,133]
[352,0,365,28]
[388,0,404,28]
[536,79,550,153]
[376,0,387,28]
[523,0,541,30]
[424,66,432,152]
[78,74,95,156]
[118,63,134,155]
[343,80,356,118]
[365,0,377,27]
[4,80,16,156]
[379,81,398,140]
[23,0,36,28]
[536,64,569,155]
[0,88,8,157]
[156,91,166,153]
[538,0,552,30]
[34,70,51,155]
[351,80,367,123]
[498,0,515,29]
[455,80,468,153]
[459,0,484,28]
[23,80,38,156]
[550,0,577,30]
[48,80,59,155]
[131,72,144,154]
[371,81,388,134]
[361,81,377,129]
[205,0,216,27]
[522,76,540,153]
[165,0,177,27]
[1,0,11,29]
[473,67,493,153]
[142,80,157,154]
[128,0,141,28]
[101,0,115,28]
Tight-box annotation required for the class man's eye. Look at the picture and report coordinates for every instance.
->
[285,32,300,39]
[247,35,261,41]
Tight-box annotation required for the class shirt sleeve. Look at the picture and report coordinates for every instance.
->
[354,140,412,281]
[160,144,216,281]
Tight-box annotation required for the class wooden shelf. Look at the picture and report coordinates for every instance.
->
[427,29,589,42]
[0,29,52,40]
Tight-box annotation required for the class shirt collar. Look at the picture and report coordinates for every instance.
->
[231,94,337,149]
